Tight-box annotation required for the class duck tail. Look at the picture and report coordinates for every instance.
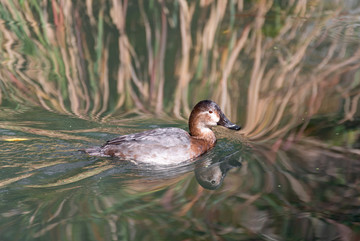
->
[80,147,102,156]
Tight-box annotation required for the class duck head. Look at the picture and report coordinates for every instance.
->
[189,100,241,136]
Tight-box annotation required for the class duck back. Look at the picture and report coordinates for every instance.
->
[86,128,192,165]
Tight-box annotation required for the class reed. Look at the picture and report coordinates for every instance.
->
[0,0,359,141]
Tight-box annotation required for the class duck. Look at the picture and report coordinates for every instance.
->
[85,100,241,165]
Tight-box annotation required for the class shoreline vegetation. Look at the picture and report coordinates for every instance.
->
[0,0,359,144]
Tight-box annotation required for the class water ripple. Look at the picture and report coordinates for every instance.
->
[326,16,360,43]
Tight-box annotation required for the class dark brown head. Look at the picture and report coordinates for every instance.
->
[189,100,241,136]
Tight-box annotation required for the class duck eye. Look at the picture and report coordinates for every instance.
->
[209,110,213,114]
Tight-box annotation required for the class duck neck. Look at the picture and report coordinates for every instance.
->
[189,120,216,145]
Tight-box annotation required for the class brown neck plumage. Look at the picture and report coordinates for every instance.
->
[189,115,216,145]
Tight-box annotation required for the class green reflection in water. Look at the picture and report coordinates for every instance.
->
[0,106,359,240]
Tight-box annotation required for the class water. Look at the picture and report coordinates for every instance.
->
[0,104,359,240]
[1,0,360,240]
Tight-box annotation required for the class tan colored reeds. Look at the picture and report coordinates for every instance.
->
[0,0,359,141]
[173,0,194,119]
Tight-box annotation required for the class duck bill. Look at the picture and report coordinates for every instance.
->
[217,112,241,130]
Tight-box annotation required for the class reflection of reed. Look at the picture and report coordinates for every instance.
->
[0,0,359,140]
[5,142,358,240]
[0,122,94,142]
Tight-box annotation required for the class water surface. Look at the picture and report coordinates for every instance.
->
[0,0,360,240]
[1,105,359,240]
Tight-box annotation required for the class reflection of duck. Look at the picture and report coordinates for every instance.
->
[85,100,241,165]
[195,152,242,190]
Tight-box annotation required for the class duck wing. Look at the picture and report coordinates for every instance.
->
[85,127,192,164]
[103,127,190,147]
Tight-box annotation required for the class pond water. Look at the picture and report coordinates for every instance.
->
[1,102,359,240]
[1,1,360,241]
